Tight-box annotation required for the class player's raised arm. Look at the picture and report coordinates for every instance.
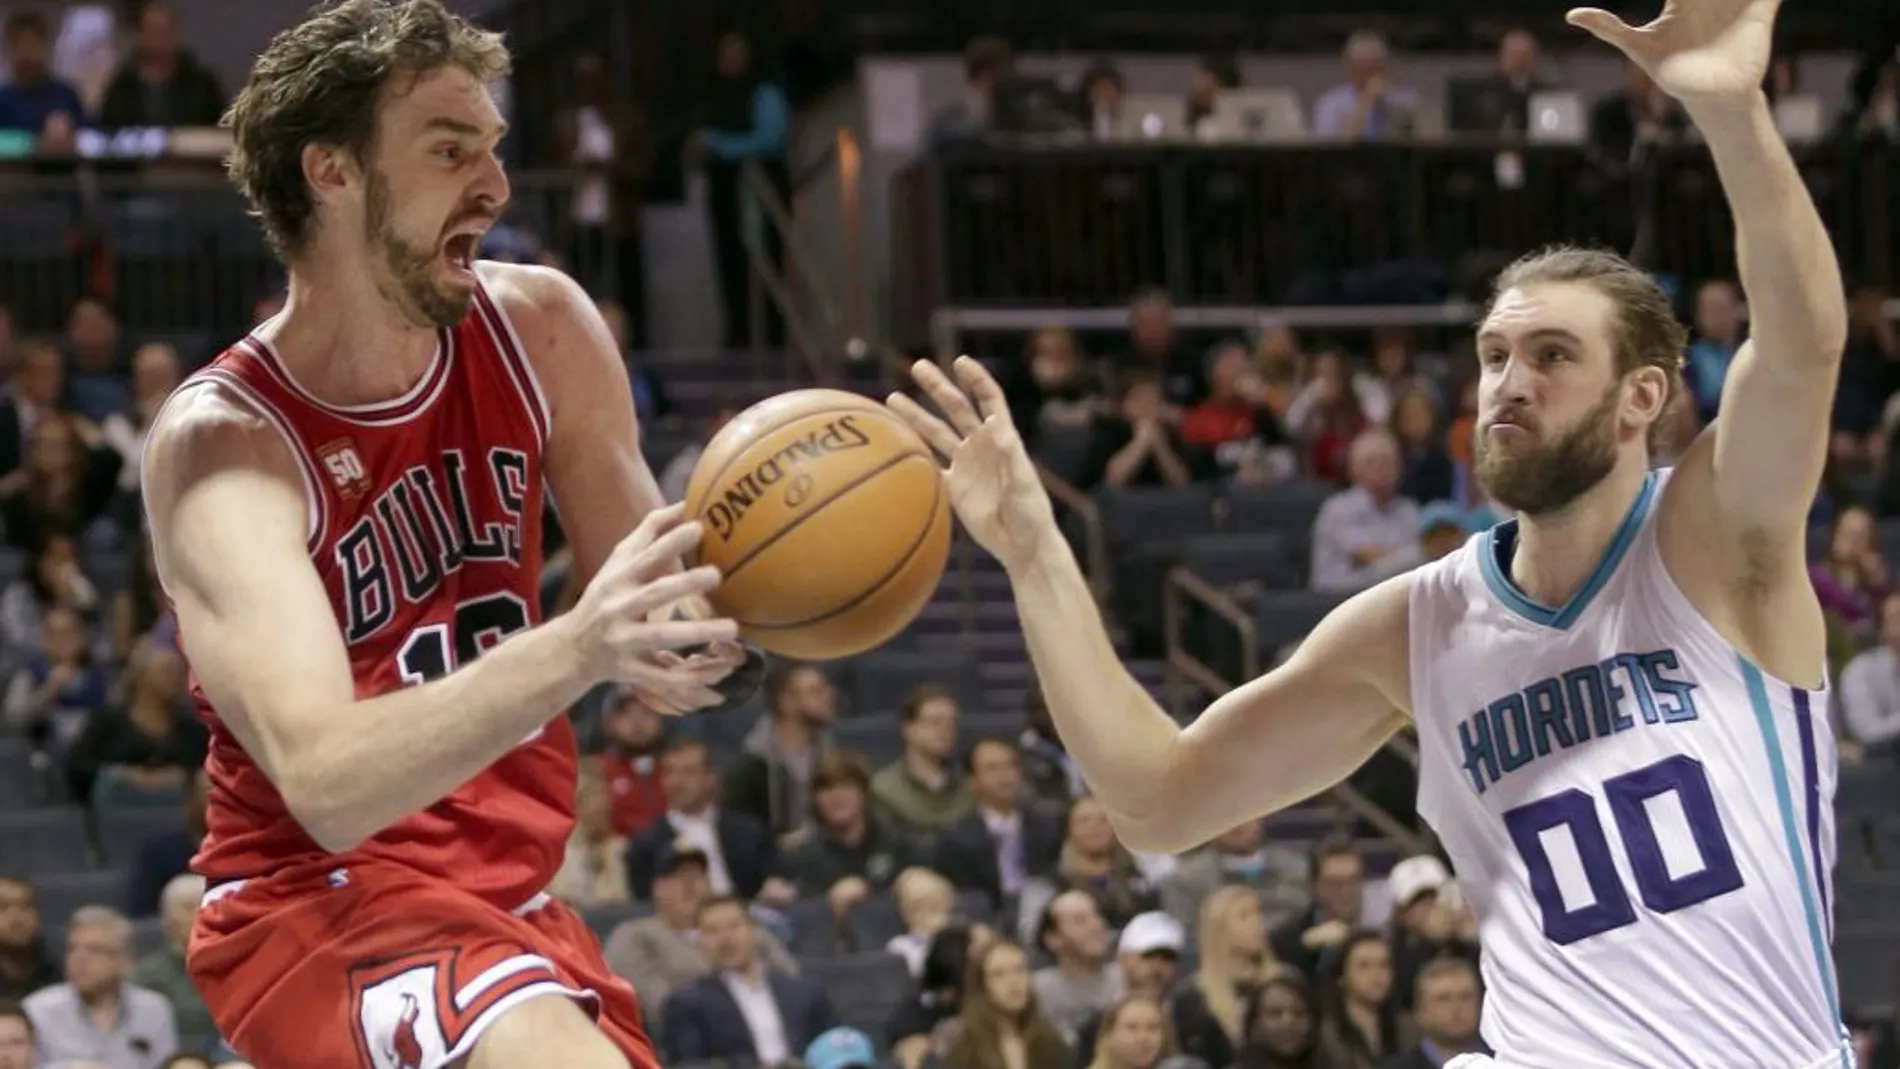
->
[143,389,738,853]
[1571,0,1847,551]
[889,358,1411,853]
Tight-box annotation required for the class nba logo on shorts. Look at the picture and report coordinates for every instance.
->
[356,965,447,1069]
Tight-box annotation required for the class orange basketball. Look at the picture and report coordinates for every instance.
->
[684,389,952,660]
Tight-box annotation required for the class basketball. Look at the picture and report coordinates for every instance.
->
[684,389,952,660]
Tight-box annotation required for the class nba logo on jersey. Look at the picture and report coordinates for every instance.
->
[354,964,447,1069]
[319,438,371,500]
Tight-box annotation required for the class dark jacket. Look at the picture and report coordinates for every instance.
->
[98,55,225,129]
[660,969,836,1065]
[781,818,920,897]
[625,808,780,900]
[931,807,1063,911]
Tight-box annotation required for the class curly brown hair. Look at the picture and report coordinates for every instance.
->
[222,0,510,260]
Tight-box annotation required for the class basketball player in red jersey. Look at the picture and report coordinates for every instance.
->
[138,3,744,1067]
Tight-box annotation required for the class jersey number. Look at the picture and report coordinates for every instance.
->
[396,592,532,685]
[1503,754,1745,946]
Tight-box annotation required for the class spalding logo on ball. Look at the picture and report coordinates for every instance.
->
[684,388,952,661]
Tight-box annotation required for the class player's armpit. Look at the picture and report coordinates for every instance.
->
[1126,574,1413,853]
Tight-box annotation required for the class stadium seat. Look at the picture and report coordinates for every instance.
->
[1096,485,1217,548]
[32,870,125,925]
[580,901,652,943]
[0,738,33,810]
[1223,479,1335,559]
[1836,873,1900,925]
[1253,590,1350,655]
[1177,532,1300,593]
[848,649,982,718]
[96,808,188,868]
[802,951,915,1039]
[0,807,90,872]
[1871,818,1900,872]
[784,896,842,958]
[1035,426,1095,488]
[1835,921,1900,1015]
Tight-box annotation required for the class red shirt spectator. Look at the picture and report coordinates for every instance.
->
[597,688,668,838]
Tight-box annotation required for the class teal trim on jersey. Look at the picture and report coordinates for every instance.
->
[1738,656,1849,1066]
[1478,470,1659,631]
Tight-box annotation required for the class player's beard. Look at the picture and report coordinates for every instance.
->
[364,166,474,329]
[1474,381,1620,517]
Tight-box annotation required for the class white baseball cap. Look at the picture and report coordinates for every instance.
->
[1387,855,1453,907]
[1118,911,1186,957]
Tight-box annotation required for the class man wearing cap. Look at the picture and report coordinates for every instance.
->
[1384,855,1479,1014]
[1070,911,1187,1069]
[603,839,797,1026]
[804,1026,878,1069]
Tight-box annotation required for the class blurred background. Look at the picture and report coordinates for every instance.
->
[0,1,1898,1068]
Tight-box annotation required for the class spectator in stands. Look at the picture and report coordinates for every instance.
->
[1836,285,1898,477]
[1161,819,1308,937]
[1251,328,1303,424]
[889,923,989,1069]
[596,299,669,427]
[0,1002,30,1069]
[1032,890,1125,1046]
[694,29,792,349]
[595,687,668,839]
[660,895,838,1065]
[1444,378,1480,501]
[1844,53,1898,142]
[1310,430,1420,593]
[627,738,794,902]
[1390,390,1455,508]
[1046,797,1159,931]
[872,686,974,841]
[1073,911,1187,1068]
[2,414,123,550]
[1234,974,1320,1069]
[932,36,1012,144]
[129,875,210,1041]
[1313,32,1418,141]
[1270,837,1366,984]
[1314,932,1407,1069]
[1181,341,1294,488]
[3,604,109,753]
[25,906,175,1069]
[62,299,126,424]
[1008,326,1102,450]
[0,877,58,1001]
[96,2,222,130]
[1451,28,1551,137]
[783,749,920,923]
[1085,372,1195,491]
[1109,290,1199,410]
[1379,957,1483,1069]
[934,737,1063,913]
[555,56,652,349]
[1355,330,1434,428]
[1685,279,1746,423]
[1285,350,1370,485]
[943,938,1070,1069]
[0,340,66,484]
[67,646,204,806]
[1076,61,1126,140]
[1588,61,1688,166]
[1839,591,1900,756]
[0,12,85,139]
[552,761,632,908]
[1381,857,1478,1016]
[727,661,837,838]
[1019,686,1082,809]
[1810,503,1890,652]
[125,769,205,919]
[1186,53,1241,140]
[1169,885,1273,1069]
[657,403,737,504]
[886,867,959,978]
[1,534,99,654]
[99,343,181,528]
[1085,996,1183,1069]
[604,840,797,1021]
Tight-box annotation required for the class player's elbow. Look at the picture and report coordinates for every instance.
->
[277,767,377,853]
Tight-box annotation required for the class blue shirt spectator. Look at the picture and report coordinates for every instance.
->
[1313,31,1418,140]
[0,12,86,136]
[1686,279,1746,421]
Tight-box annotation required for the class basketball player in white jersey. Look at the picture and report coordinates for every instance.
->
[888,1,1852,1066]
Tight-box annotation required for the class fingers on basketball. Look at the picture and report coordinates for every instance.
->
[909,359,984,436]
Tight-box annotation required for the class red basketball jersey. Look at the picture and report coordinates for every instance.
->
[180,281,574,909]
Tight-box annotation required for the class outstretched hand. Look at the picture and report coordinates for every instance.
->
[1567,0,1780,108]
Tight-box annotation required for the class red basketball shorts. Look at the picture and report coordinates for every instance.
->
[187,858,659,1069]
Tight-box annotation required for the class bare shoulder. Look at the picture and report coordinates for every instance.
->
[474,261,624,406]
[144,379,302,512]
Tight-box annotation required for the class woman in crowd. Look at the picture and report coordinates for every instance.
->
[1234,973,1321,1069]
[1170,885,1275,1068]
[1008,326,1103,449]
[551,761,631,908]
[1283,350,1369,484]
[0,413,122,549]
[0,533,98,655]
[1810,503,1890,654]
[1313,932,1408,1069]
[66,645,206,805]
[99,340,183,530]
[1085,996,1179,1069]
[889,922,993,1069]
[1051,795,1160,931]
[941,938,1071,1069]
[1389,389,1454,506]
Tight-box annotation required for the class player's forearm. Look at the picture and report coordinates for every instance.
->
[1694,93,1849,360]
[283,615,597,852]
[1007,537,1187,850]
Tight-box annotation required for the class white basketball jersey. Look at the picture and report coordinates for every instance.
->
[1409,468,1851,1069]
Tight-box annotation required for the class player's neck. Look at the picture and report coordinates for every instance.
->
[1508,459,1652,608]
[266,259,444,407]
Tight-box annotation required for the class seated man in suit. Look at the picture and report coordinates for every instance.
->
[931,737,1063,914]
[1377,957,1484,1069]
[661,895,838,1065]
[625,737,797,903]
